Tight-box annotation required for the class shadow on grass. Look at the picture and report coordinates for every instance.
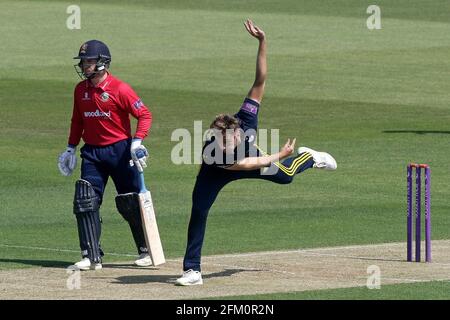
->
[0,258,71,269]
[383,130,450,135]
[113,268,262,285]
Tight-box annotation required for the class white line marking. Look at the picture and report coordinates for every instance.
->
[0,244,136,258]
[2,241,450,267]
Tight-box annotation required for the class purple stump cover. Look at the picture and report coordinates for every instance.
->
[415,166,421,262]
[407,165,413,262]
[425,167,431,262]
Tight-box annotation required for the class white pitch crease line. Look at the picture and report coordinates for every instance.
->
[2,242,450,266]
[0,244,136,257]
[0,244,188,263]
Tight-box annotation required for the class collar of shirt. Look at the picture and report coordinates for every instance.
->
[84,72,112,91]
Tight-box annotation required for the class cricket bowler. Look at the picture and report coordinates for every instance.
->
[176,20,337,285]
[58,40,153,270]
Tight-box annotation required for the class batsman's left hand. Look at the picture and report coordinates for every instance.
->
[58,146,77,176]
[130,139,149,172]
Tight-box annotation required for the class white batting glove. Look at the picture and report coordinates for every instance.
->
[58,146,77,176]
[130,139,149,172]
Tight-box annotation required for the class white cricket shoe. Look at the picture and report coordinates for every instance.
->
[72,257,102,271]
[298,147,337,170]
[134,253,153,267]
[175,269,203,286]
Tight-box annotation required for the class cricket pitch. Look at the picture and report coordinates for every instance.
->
[1,240,450,299]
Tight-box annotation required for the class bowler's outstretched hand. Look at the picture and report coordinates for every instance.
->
[244,19,265,41]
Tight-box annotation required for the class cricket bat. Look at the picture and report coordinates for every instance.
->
[137,171,166,266]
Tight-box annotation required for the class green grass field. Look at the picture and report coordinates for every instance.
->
[1,0,450,299]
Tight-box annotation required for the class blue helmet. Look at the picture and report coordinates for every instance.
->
[74,40,111,79]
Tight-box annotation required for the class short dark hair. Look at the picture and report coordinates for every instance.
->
[210,114,240,132]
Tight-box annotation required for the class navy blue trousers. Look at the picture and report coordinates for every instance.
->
[78,139,140,253]
[183,153,315,271]
[80,139,140,201]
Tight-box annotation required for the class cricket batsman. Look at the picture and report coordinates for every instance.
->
[176,20,337,285]
[58,40,153,270]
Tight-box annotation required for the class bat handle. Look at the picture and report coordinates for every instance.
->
[138,171,147,193]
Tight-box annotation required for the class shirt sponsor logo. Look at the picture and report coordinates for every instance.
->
[84,109,111,118]
[133,99,144,109]
[241,102,258,115]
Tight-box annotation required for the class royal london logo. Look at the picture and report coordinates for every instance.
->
[84,109,111,118]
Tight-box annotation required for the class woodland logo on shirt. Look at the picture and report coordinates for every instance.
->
[84,109,111,118]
